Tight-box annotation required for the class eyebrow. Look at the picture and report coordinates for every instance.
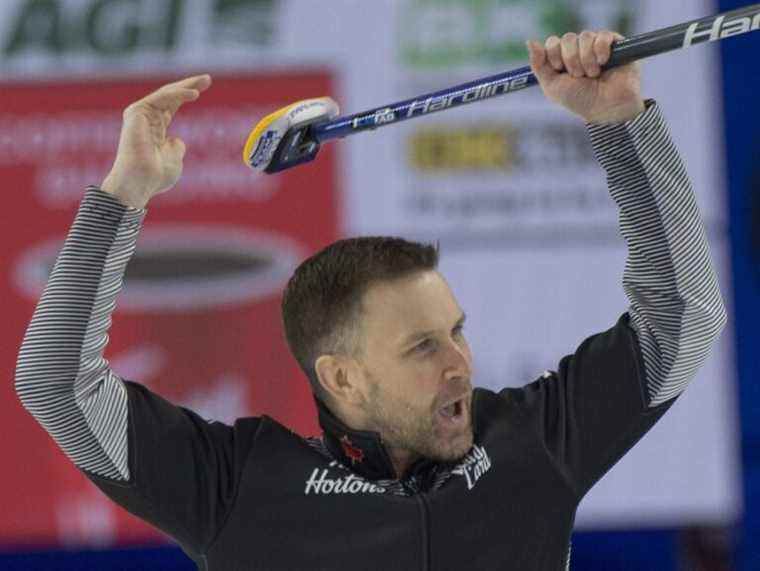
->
[400,312,467,347]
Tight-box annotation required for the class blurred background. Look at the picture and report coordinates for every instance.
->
[0,0,757,569]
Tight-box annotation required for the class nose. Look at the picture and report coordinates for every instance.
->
[443,337,472,382]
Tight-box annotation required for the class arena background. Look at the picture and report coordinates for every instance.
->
[0,0,756,569]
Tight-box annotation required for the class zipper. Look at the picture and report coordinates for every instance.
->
[415,494,431,571]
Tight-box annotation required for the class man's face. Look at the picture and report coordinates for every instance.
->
[352,270,474,463]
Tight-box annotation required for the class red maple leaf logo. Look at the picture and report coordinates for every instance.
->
[340,435,365,464]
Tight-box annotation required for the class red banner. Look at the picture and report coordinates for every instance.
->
[1,71,340,546]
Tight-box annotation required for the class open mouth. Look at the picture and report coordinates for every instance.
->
[438,398,466,424]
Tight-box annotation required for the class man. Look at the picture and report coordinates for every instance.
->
[16,31,726,570]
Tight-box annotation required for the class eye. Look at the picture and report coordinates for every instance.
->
[452,323,465,337]
[414,338,435,353]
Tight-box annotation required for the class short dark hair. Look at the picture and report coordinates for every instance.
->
[281,236,439,398]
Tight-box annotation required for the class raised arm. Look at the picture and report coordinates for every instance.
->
[512,32,727,496]
[13,77,258,555]
[15,187,143,480]
[588,101,726,406]
[527,32,726,406]
[15,75,212,479]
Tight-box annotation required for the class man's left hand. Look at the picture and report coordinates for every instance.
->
[527,31,645,125]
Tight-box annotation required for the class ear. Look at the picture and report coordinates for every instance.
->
[315,354,364,405]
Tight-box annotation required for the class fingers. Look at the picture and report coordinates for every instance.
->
[545,36,564,72]
[129,74,212,117]
[538,31,622,79]
[526,40,557,85]
[152,74,213,102]
[146,88,201,115]
[593,31,617,67]
[579,31,599,77]
[167,74,213,93]
[164,136,187,162]
[560,33,583,78]
[143,80,206,113]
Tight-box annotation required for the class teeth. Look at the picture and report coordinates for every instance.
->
[440,403,456,418]
[440,400,464,419]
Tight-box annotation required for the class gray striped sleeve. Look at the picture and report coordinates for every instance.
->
[15,187,145,481]
[588,102,727,408]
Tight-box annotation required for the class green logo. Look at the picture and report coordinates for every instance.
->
[211,0,277,47]
[398,0,635,69]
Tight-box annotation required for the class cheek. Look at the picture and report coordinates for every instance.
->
[413,365,448,405]
[386,363,440,405]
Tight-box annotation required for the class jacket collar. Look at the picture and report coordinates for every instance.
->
[316,398,440,482]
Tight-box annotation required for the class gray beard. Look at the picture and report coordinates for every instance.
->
[364,384,472,463]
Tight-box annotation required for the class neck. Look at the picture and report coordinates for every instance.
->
[339,406,421,478]
[320,399,425,480]
[386,446,420,479]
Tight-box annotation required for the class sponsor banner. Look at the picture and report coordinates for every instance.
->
[0,0,283,75]
[397,112,614,237]
[1,71,340,545]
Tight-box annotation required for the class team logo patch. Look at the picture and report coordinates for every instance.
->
[452,445,492,490]
[340,435,365,464]
[304,461,385,495]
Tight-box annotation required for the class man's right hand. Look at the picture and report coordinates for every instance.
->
[100,74,212,209]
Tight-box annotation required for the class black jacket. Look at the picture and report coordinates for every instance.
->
[88,313,673,571]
